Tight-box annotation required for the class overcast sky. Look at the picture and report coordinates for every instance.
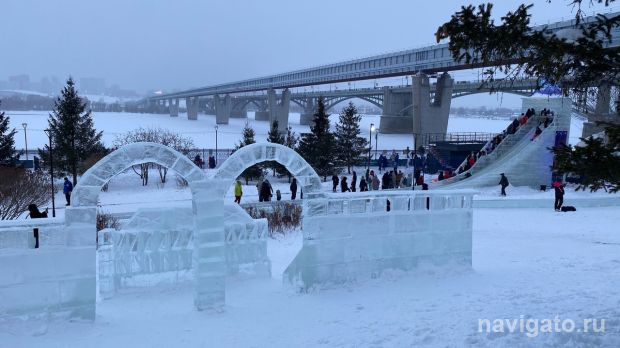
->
[1,1,596,94]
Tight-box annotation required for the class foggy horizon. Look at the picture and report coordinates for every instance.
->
[1,1,591,95]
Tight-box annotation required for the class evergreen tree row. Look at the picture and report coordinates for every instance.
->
[298,97,368,180]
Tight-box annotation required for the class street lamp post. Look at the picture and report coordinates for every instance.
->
[375,129,379,161]
[21,123,28,161]
[368,123,375,169]
[214,125,219,167]
[43,129,56,217]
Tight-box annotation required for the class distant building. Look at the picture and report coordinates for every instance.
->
[80,77,106,95]
[8,74,30,90]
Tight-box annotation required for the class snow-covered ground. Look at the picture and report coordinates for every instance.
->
[5,109,586,154]
[2,207,619,347]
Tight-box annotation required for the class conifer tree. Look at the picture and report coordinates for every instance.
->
[0,102,17,165]
[284,126,299,150]
[335,102,368,174]
[236,122,263,184]
[266,120,288,178]
[553,122,620,193]
[39,78,104,184]
[297,97,340,180]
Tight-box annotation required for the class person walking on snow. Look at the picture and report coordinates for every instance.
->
[63,177,73,206]
[340,176,350,192]
[234,180,243,204]
[553,180,565,211]
[372,173,380,190]
[359,176,368,192]
[351,171,357,192]
[332,174,339,192]
[290,178,297,200]
[499,173,509,196]
[260,179,273,202]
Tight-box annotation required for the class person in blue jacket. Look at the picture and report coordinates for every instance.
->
[63,177,73,206]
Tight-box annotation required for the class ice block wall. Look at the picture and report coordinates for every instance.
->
[284,190,475,289]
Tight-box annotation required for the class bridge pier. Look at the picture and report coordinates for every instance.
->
[214,94,232,124]
[169,98,179,117]
[267,88,291,132]
[379,73,453,138]
[254,100,270,121]
[379,86,413,133]
[230,98,247,118]
[300,97,315,125]
[186,97,199,120]
[413,73,453,144]
[582,83,616,138]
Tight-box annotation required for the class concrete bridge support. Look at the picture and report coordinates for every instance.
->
[300,97,315,126]
[186,97,199,120]
[230,101,247,118]
[168,98,179,117]
[413,73,453,144]
[214,94,232,124]
[379,73,453,138]
[582,83,616,138]
[268,88,291,132]
[379,86,413,133]
[156,100,167,114]
[254,100,270,121]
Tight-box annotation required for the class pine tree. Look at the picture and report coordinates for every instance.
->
[266,120,288,178]
[39,78,104,184]
[297,97,340,180]
[0,102,17,165]
[435,2,620,102]
[335,102,368,174]
[237,122,263,184]
[552,122,620,193]
[284,126,299,150]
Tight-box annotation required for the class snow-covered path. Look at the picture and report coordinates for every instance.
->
[2,207,619,347]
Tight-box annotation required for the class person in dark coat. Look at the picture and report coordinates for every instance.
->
[63,177,73,206]
[531,125,543,140]
[28,204,48,219]
[351,171,357,192]
[194,154,203,168]
[290,178,297,200]
[359,177,368,192]
[332,174,339,192]
[553,180,565,211]
[260,179,273,202]
[381,171,389,190]
[340,176,350,192]
[438,170,444,181]
[499,173,509,196]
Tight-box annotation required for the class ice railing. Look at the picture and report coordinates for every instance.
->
[0,218,66,250]
[304,190,476,218]
[98,218,268,278]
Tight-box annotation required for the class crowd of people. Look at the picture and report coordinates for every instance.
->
[330,167,423,193]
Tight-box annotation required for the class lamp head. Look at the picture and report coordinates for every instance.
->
[370,124,375,132]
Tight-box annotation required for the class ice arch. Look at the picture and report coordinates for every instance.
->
[212,142,323,197]
[65,142,214,316]
[66,142,323,314]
